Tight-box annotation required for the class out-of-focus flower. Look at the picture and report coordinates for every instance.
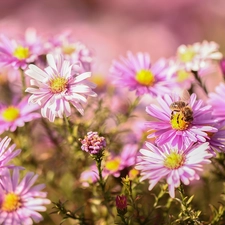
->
[0,137,21,174]
[25,54,97,122]
[0,97,40,134]
[104,144,138,177]
[80,131,106,155]
[208,83,225,121]
[220,58,225,76]
[135,142,212,198]
[146,93,217,149]
[0,168,50,225]
[110,52,177,97]
[0,32,42,70]
[176,40,223,72]
[116,195,127,214]
[205,122,225,154]
[48,31,93,73]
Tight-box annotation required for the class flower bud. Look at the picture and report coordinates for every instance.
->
[116,195,127,215]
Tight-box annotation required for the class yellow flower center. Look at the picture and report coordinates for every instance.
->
[164,151,185,169]
[176,70,190,82]
[129,168,139,179]
[49,77,68,94]
[170,112,190,130]
[135,69,155,86]
[2,106,20,122]
[178,47,196,63]
[105,158,121,172]
[62,45,76,55]
[1,193,21,212]
[13,46,30,60]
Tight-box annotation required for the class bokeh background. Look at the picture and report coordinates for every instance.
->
[1,0,225,77]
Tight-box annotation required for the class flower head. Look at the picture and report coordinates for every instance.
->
[25,54,97,122]
[146,93,217,149]
[135,142,212,198]
[80,131,106,155]
[0,168,50,225]
[48,31,93,73]
[0,33,42,70]
[0,137,21,174]
[0,97,40,134]
[110,52,177,96]
[176,40,223,71]
[104,144,138,177]
[208,83,225,121]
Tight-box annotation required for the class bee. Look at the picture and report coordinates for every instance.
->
[170,90,193,127]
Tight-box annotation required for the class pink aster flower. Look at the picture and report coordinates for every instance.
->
[0,97,41,134]
[208,83,225,121]
[25,54,97,122]
[0,168,50,225]
[47,31,93,73]
[206,122,225,154]
[104,144,138,177]
[0,136,21,174]
[135,142,213,198]
[176,40,223,72]
[110,52,177,96]
[0,33,41,70]
[146,93,217,149]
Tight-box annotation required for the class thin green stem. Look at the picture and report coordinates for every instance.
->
[192,70,208,95]
[20,68,26,96]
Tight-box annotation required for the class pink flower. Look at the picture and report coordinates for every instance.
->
[0,168,50,225]
[146,93,217,149]
[110,52,177,96]
[0,137,21,174]
[104,144,138,177]
[25,54,97,122]
[80,131,106,155]
[135,142,213,198]
[0,33,42,70]
[208,83,225,121]
[47,31,93,73]
[176,40,223,72]
[0,97,40,134]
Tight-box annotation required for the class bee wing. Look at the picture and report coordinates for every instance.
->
[181,90,191,102]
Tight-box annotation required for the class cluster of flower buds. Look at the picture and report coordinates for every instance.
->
[80,131,106,155]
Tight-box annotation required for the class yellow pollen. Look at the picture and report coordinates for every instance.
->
[49,77,68,94]
[178,47,196,63]
[176,70,190,82]
[164,151,185,169]
[13,46,30,60]
[105,158,121,172]
[2,106,20,122]
[170,112,190,131]
[62,45,76,55]
[135,69,155,86]
[1,193,21,212]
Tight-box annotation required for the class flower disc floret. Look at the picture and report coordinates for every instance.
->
[13,46,30,60]
[164,151,185,169]
[2,106,20,122]
[49,76,68,94]
[1,193,21,212]
[135,69,155,86]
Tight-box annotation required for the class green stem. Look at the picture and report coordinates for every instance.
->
[192,70,208,95]
[96,157,105,193]
[119,215,129,225]
[20,68,26,96]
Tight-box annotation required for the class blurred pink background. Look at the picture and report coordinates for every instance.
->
[0,0,225,75]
